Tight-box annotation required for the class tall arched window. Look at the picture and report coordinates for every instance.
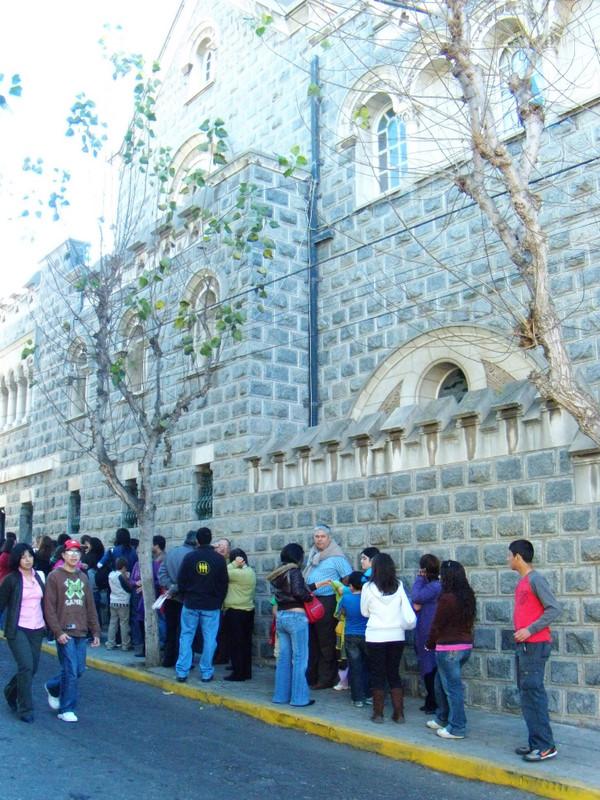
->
[68,340,88,418]
[184,273,220,370]
[498,40,545,132]
[377,108,407,193]
[127,325,145,393]
[184,24,218,101]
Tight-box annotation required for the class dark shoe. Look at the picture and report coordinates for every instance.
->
[176,676,187,683]
[291,699,315,707]
[311,683,333,690]
[390,687,405,723]
[515,745,533,756]
[135,653,146,658]
[523,747,557,762]
[20,713,34,723]
[201,676,214,683]
[223,675,246,682]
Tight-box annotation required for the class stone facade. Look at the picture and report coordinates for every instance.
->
[2,1,600,726]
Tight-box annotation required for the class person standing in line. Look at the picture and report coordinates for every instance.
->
[411,553,441,714]
[360,552,416,724]
[157,530,198,667]
[304,524,352,689]
[509,539,562,763]
[44,539,100,723]
[175,528,228,683]
[425,560,476,740]
[105,558,133,650]
[222,548,256,681]
[0,543,46,722]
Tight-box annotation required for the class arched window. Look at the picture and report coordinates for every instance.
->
[376,108,407,193]
[437,366,469,402]
[184,24,218,101]
[68,340,88,418]
[184,273,220,369]
[499,41,545,131]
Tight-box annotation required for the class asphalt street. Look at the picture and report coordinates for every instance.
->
[0,649,539,800]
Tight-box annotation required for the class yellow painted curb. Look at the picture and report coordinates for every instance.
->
[34,643,598,800]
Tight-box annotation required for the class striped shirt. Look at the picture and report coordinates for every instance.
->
[306,555,352,596]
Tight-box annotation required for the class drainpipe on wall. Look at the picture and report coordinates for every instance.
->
[307,56,333,427]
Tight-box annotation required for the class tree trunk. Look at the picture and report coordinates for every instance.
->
[137,511,160,666]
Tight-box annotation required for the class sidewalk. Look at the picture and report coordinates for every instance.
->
[41,642,600,800]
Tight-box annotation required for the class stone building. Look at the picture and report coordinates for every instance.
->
[2,1,600,724]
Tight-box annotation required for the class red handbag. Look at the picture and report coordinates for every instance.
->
[303,594,325,623]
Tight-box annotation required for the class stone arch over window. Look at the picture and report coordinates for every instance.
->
[183,22,218,101]
[351,325,537,419]
[184,271,220,366]
[119,314,146,393]
[67,338,88,418]
[170,134,212,202]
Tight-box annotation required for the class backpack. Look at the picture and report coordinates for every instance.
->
[94,549,114,591]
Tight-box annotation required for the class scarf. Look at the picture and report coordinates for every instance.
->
[303,539,347,579]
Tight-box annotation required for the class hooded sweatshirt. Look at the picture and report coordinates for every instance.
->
[360,581,411,643]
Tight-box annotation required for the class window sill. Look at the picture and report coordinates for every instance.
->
[185,79,215,106]
[0,419,29,436]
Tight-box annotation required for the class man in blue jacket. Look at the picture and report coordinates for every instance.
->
[175,527,228,683]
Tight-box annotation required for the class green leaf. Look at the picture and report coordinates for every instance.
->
[307,83,321,97]
[155,299,166,310]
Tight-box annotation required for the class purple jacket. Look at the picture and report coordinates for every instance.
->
[411,576,442,677]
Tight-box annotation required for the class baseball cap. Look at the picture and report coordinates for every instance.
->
[63,539,81,551]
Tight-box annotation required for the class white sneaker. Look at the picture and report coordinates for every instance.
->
[437,727,464,739]
[333,683,349,691]
[426,719,444,730]
[45,684,60,711]
[58,711,78,723]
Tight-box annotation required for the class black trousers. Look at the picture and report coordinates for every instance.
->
[161,599,182,667]
[5,627,45,715]
[307,595,338,688]
[224,608,255,679]
[367,640,405,691]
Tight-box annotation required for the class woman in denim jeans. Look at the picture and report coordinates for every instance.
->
[267,544,314,707]
[425,560,476,740]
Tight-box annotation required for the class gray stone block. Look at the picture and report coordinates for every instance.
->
[442,519,465,540]
[326,484,343,502]
[270,492,286,509]
[277,512,294,529]
[501,629,516,652]
[455,544,479,566]
[584,663,600,685]
[470,517,494,539]
[468,463,492,484]
[483,488,508,510]
[454,491,478,513]
[562,509,591,532]
[391,523,412,544]
[566,691,597,716]
[547,539,575,563]
[499,570,519,595]
[566,630,595,655]
[564,568,594,593]
[379,499,400,521]
[428,494,450,515]
[404,497,425,518]
[462,655,482,678]
[484,543,508,566]
[440,465,464,488]
[356,503,377,523]
[581,536,600,561]
[470,682,498,708]
[544,479,573,505]
[470,571,497,594]
[474,627,496,650]
[297,510,313,528]
[487,656,513,680]
[416,522,438,542]
[496,457,522,482]
[513,484,540,506]
[485,600,512,622]
[347,483,366,500]
[368,477,389,498]
[529,511,558,535]
[391,474,412,494]
[496,514,524,538]
[550,660,579,685]
[403,549,423,570]
[416,470,437,491]
[336,505,355,524]
[501,687,521,710]
[526,452,555,478]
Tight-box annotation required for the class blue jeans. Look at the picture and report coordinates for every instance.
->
[46,636,87,713]
[434,649,471,736]
[345,634,370,702]
[176,607,220,680]
[273,610,310,706]
[516,641,554,751]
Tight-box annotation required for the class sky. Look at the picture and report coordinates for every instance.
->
[0,1,183,298]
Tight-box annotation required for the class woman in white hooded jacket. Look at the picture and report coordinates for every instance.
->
[360,553,416,724]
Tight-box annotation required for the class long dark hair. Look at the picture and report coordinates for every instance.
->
[370,553,399,595]
[280,543,304,566]
[36,535,54,562]
[115,528,132,550]
[420,553,440,581]
[440,560,476,627]
[9,543,35,571]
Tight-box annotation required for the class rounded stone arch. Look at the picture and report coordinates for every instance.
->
[170,134,212,199]
[351,325,538,420]
[336,66,405,143]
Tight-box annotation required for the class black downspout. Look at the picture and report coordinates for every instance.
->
[308,55,321,428]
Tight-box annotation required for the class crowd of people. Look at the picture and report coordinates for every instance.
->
[0,523,562,763]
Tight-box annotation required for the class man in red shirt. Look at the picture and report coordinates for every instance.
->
[508,539,562,763]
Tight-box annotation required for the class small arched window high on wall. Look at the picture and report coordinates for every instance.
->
[68,340,88,418]
[184,23,218,101]
[376,107,407,193]
[127,324,145,394]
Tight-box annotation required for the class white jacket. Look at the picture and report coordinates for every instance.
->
[360,580,416,643]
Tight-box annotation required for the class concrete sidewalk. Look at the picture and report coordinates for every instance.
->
[41,641,600,800]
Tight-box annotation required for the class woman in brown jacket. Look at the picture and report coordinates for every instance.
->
[425,560,476,740]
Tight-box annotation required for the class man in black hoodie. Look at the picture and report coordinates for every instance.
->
[175,527,228,683]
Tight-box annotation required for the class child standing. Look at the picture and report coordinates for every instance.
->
[106,557,132,650]
[338,571,369,707]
